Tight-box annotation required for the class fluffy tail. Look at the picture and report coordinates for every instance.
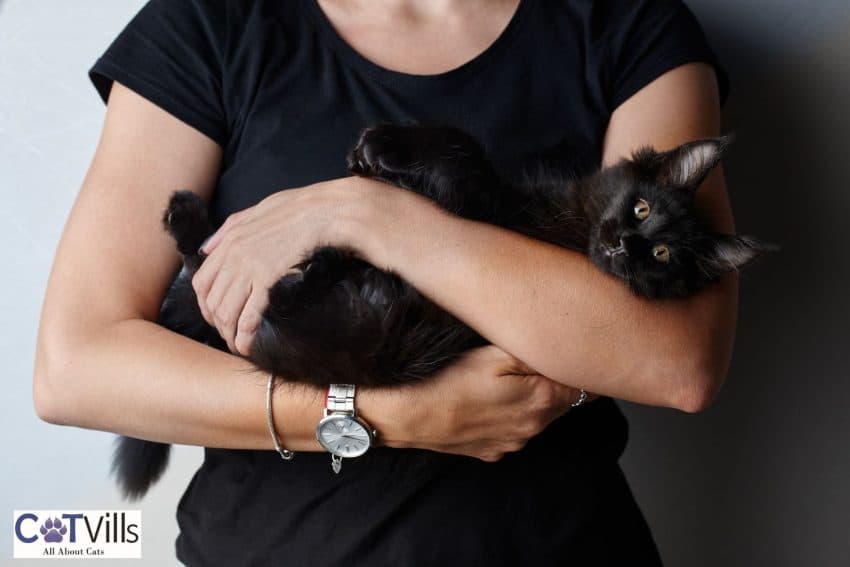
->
[110,436,171,501]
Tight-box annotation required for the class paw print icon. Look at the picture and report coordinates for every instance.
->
[39,517,67,543]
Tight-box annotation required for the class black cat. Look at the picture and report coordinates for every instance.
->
[111,124,776,499]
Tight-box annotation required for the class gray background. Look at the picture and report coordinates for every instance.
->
[1,0,846,565]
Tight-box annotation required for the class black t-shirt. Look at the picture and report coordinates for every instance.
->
[89,1,727,565]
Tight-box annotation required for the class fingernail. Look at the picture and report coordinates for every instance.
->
[198,235,212,254]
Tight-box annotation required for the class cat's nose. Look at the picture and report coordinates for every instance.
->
[603,237,627,257]
[610,236,625,248]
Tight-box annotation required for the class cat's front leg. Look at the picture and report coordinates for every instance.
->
[346,124,504,220]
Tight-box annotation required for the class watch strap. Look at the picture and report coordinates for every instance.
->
[326,383,356,414]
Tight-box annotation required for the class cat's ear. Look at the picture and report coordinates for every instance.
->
[646,135,733,192]
[698,233,779,277]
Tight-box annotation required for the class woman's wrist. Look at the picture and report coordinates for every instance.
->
[270,380,326,453]
[356,383,419,450]
[269,375,421,453]
[331,176,393,268]
[334,176,448,271]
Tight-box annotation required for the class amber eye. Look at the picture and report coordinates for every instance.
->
[634,199,650,220]
[652,244,670,263]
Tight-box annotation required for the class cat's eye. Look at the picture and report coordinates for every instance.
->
[652,244,670,263]
[634,199,650,220]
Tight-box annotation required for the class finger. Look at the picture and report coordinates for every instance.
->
[509,357,537,375]
[484,345,537,376]
[202,266,234,333]
[556,382,584,406]
[212,276,252,353]
[199,224,224,255]
[200,212,241,254]
[235,284,269,357]
[192,253,227,325]
[198,231,219,255]
[538,382,584,424]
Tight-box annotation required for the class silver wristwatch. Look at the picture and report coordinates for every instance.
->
[315,384,376,474]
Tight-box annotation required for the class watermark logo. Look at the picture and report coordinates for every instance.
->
[13,510,141,559]
[39,517,68,543]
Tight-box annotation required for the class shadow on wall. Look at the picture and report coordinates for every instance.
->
[619,8,850,567]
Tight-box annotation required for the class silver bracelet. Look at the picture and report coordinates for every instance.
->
[266,372,295,460]
[570,388,588,408]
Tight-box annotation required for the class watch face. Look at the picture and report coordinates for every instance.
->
[317,416,371,457]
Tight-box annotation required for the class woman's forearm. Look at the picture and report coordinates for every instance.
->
[349,180,735,412]
[33,317,406,452]
[33,317,577,463]
[347,64,737,413]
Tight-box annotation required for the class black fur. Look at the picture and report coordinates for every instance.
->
[110,436,171,501]
[112,124,776,499]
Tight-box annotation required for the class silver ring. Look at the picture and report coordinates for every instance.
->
[266,372,295,460]
[570,388,587,408]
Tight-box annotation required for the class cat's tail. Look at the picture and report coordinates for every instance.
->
[163,190,216,272]
[110,436,171,502]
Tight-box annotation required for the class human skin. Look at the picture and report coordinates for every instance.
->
[33,0,734,464]
[197,20,735,413]
[200,58,733,414]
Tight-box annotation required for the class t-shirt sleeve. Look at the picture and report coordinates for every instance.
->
[88,0,229,147]
[599,0,730,113]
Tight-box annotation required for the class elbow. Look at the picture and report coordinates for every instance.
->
[668,351,727,414]
[32,334,78,426]
[666,303,735,414]
[33,370,62,425]
[33,364,63,425]
[673,368,722,414]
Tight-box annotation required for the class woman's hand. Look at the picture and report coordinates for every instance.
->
[192,177,374,355]
[360,344,598,462]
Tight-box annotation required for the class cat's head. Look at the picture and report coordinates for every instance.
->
[586,136,777,298]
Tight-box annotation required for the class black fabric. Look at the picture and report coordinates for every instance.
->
[89,1,728,565]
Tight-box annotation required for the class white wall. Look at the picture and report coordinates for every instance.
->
[2,0,847,565]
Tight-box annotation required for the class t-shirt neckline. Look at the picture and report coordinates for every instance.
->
[302,0,533,90]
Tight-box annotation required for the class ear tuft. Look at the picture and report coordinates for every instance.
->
[699,233,778,277]
[661,135,734,191]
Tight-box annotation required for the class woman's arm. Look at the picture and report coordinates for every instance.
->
[33,81,578,462]
[349,62,737,412]
[31,80,306,448]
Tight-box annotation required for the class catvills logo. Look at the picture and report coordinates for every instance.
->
[13,510,141,559]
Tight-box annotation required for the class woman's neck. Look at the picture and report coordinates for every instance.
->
[315,0,521,75]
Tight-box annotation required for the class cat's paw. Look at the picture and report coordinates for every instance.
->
[163,190,205,231]
[39,517,68,543]
[163,190,213,256]
[346,125,419,179]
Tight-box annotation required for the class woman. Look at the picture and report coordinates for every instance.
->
[34,0,735,564]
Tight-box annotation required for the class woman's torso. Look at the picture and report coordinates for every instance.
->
[175,0,663,564]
